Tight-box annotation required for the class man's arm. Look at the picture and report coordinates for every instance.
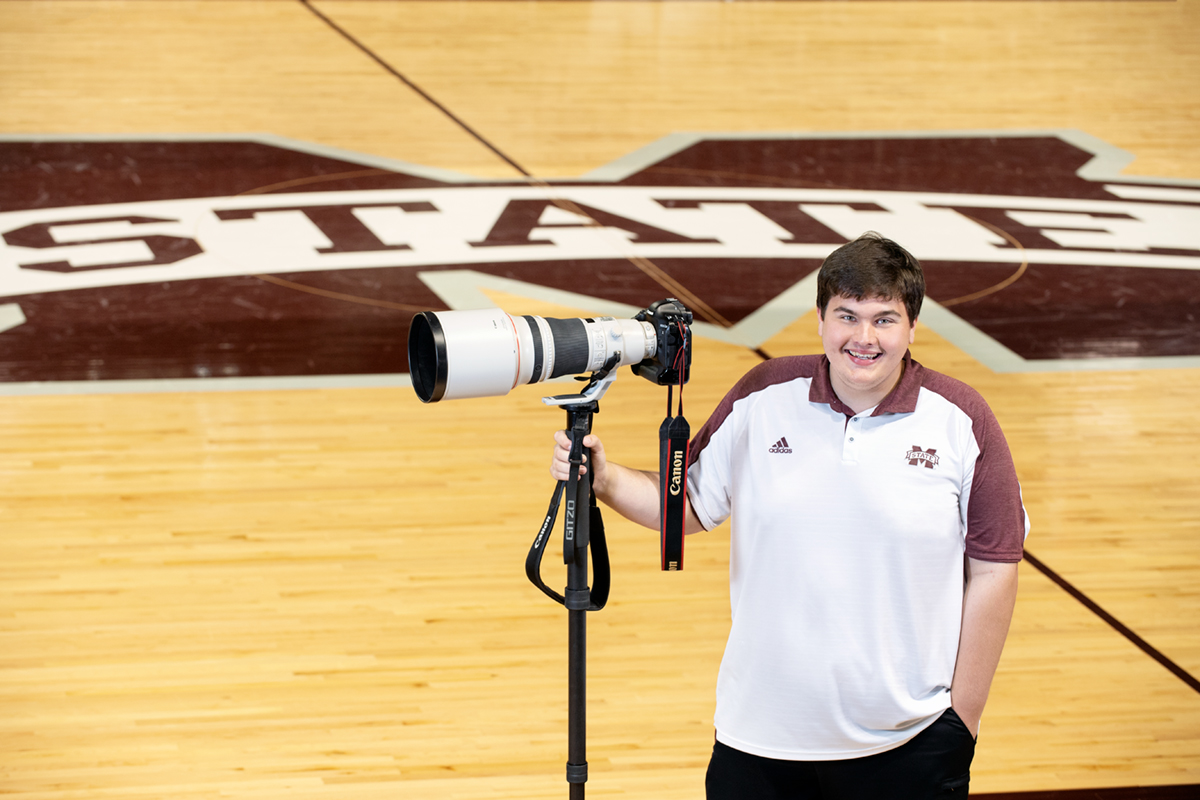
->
[950,557,1019,738]
[550,430,704,534]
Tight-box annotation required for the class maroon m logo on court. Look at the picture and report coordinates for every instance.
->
[906,446,940,469]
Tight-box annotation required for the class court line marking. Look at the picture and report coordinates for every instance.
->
[298,0,530,179]
[1024,551,1200,695]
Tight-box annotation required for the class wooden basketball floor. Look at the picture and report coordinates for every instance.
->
[2,1,1199,797]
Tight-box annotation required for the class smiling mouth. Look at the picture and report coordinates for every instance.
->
[846,349,881,361]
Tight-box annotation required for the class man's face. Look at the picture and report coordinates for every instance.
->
[818,294,915,411]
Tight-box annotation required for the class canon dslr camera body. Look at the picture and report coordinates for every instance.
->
[628,299,692,387]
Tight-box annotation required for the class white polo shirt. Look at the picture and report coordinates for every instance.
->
[687,353,1027,761]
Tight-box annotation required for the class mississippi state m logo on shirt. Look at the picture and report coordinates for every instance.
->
[906,447,940,469]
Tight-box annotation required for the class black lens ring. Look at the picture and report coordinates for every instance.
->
[408,312,448,403]
[546,317,590,378]
[522,315,546,384]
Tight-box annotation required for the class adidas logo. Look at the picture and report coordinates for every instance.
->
[768,437,792,454]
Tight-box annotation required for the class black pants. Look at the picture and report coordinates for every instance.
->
[705,708,977,800]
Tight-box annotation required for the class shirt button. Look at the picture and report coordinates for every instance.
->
[849,437,855,442]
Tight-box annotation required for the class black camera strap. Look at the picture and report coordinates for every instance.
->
[525,415,610,611]
[659,382,690,571]
[562,411,590,565]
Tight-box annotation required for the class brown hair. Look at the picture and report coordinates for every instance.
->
[815,232,924,324]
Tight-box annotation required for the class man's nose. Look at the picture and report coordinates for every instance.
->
[852,321,877,344]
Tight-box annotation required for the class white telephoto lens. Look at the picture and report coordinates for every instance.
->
[408,309,657,403]
[440,308,525,400]
[583,317,656,373]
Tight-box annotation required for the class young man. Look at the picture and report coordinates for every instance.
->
[551,232,1027,798]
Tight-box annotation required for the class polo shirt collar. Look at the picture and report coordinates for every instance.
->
[808,350,923,417]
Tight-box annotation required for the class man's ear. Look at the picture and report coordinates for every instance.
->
[909,319,917,345]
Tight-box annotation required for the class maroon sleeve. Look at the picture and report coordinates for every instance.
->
[924,371,1027,562]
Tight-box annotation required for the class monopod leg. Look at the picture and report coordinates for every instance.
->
[564,409,594,799]
[567,540,587,799]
